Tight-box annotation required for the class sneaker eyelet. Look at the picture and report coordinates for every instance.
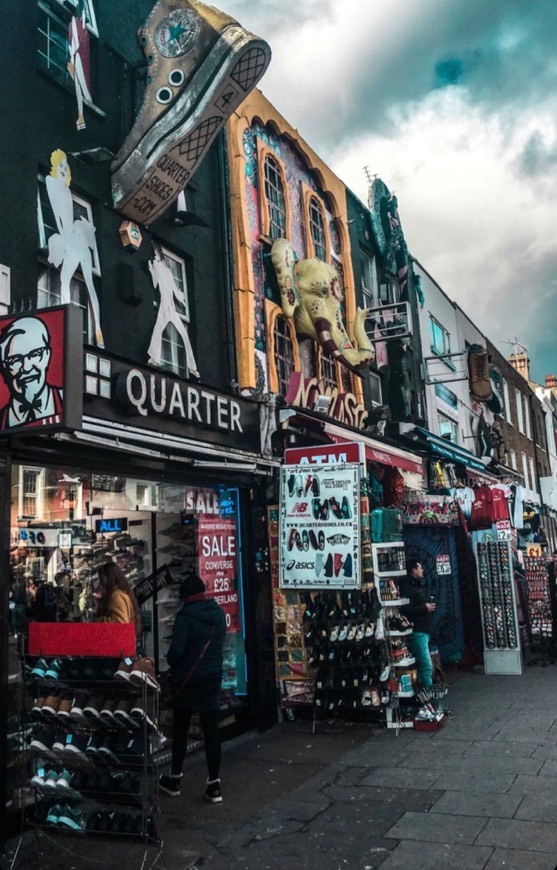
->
[156,87,173,104]
[168,69,185,87]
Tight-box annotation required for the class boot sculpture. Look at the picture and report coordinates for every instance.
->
[112,0,271,225]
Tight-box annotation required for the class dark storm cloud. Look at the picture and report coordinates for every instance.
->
[325,0,557,148]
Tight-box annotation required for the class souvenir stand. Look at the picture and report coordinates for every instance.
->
[523,553,554,666]
[270,451,429,731]
[474,533,523,674]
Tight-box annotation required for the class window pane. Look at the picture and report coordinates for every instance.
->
[161,323,186,378]
[320,354,337,391]
[264,156,287,240]
[309,197,326,261]
[273,316,294,394]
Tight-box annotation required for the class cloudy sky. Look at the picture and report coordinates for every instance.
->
[225,0,557,384]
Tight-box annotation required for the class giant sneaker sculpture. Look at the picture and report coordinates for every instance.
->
[112,0,271,225]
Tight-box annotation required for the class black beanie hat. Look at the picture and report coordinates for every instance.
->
[179,574,206,600]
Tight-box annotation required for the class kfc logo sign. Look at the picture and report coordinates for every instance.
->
[0,306,82,435]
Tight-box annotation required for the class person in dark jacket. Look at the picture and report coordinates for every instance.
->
[399,559,436,688]
[159,574,227,803]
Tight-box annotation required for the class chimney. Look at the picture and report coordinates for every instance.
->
[545,374,557,388]
[508,352,530,381]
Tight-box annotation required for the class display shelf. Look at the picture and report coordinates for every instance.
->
[392,657,416,667]
[385,629,412,637]
[379,598,410,607]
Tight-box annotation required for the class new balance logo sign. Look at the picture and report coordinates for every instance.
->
[291,503,308,514]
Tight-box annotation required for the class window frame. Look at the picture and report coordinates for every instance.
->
[502,378,512,424]
[18,467,45,520]
[524,395,531,439]
[301,182,331,262]
[38,176,101,277]
[437,412,458,444]
[266,301,300,394]
[429,315,451,358]
[256,141,291,242]
[515,388,524,433]
[522,451,529,490]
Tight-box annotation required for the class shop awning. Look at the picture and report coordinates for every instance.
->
[412,426,489,473]
[323,421,423,474]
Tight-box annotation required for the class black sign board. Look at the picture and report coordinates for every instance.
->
[94,517,129,535]
[133,564,174,605]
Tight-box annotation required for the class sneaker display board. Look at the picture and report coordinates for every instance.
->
[475,539,523,675]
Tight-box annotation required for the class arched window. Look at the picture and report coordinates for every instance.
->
[273,314,295,395]
[309,196,327,261]
[264,154,287,240]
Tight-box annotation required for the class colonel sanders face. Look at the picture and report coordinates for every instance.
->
[0,317,52,405]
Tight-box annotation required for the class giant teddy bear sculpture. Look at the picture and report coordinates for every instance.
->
[271,238,374,372]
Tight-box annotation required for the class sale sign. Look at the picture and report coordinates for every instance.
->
[197,516,241,633]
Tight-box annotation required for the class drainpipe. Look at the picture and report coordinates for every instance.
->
[217,130,238,387]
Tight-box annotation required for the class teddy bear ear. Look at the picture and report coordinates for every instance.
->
[271,238,300,317]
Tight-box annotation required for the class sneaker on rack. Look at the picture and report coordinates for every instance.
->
[63,732,90,761]
[57,803,85,831]
[113,698,134,724]
[46,803,62,825]
[83,695,104,720]
[30,727,54,754]
[99,697,119,724]
[69,691,90,722]
[159,773,182,797]
[30,658,49,679]
[31,693,49,717]
[44,658,64,681]
[30,768,46,788]
[130,697,157,730]
[56,769,74,791]
[44,769,59,789]
[56,693,74,720]
[114,657,135,682]
[129,656,160,691]
[204,778,223,804]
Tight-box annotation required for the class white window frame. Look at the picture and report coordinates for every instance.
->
[18,467,45,520]
[502,378,512,424]
[429,315,451,358]
[360,251,378,309]
[160,246,189,322]
[522,451,529,491]
[524,395,531,439]
[510,449,517,470]
[37,263,93,344]
[38,180,101,276]
[368,370,382,406]
[52,0,99,36]
[529,456,536,494]
[157,247,191,378]
[516,388,524,434]
[437,412,458,443]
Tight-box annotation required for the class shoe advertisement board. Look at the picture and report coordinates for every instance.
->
[279,463,360,590]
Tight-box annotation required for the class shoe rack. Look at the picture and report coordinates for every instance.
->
[15,653,162,842]
[475,540,522,675]
[302,586,398,716]
[372,542,416,730]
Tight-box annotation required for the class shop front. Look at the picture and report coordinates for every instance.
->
[1,306,278,837]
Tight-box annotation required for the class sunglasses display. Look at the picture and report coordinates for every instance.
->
[476,541,518,650]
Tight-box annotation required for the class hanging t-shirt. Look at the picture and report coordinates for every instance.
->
[469,484,493,529]
[510,485,525,529]
[451,486,475,519]
[490,485,511,522]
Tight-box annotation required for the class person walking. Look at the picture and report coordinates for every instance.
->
[400,559,436,688]
[159,574,227,803]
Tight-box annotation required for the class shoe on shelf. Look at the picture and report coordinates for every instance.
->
[30,658,49,679]
[204,778,223,803]
[44,659,64,681]
[114,657,135,682]
[57,804,85,831]
[159,773,182,797]
[129,656,160,691]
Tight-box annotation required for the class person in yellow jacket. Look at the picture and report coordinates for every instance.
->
[93,562,141,638]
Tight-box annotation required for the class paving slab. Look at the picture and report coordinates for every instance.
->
[484,848,557,869]
[464,739,541,758]
[361,767,443,790]
[429,769,516,793]
[377,840,493,870]
[430,789,522,818]
[384,810,487,845]
[515,793,557,823]
[476,818,557,853]
[508,773,557,797]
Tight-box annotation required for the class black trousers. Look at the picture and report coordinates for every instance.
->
[171,707,221,781]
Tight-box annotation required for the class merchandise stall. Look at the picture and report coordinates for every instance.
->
[269,434,438,730]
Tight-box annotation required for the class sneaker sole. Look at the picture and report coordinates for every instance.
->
[204,794,223,803]
[129,671,160,691]
[112,28,270,225]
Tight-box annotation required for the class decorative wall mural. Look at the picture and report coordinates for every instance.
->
[147,244,199,379]
[68,1,92,131]
[111,0,271,225]
[271,238,374,372]
[45,149,104,347]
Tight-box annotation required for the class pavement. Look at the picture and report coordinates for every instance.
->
[4,665,557,870]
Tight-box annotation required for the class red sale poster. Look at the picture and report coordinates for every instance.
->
[197,516,241,634]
